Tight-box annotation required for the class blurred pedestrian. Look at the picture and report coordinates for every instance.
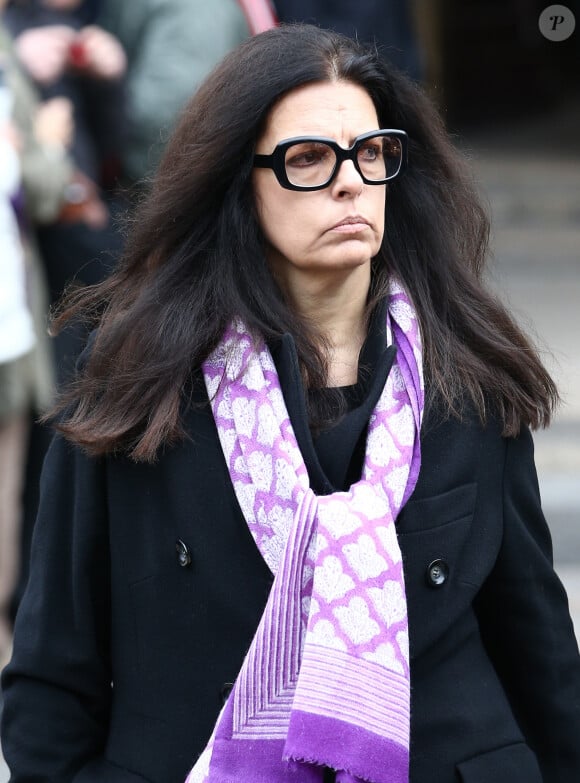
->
[4,0,127,367]
[97,0,256,188]
[0,4,75,667]
[0,60,33,669]
[2,24,580,783]
[1,0,126,629]
[6,0,126,190]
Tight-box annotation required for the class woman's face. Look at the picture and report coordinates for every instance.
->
[253,80,386,285]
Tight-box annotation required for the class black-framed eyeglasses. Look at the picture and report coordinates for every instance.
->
[253,129,407,191]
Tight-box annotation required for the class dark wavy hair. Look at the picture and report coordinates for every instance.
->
[50,23,557,461]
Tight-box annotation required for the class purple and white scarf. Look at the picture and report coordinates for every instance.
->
[187,280,424,783]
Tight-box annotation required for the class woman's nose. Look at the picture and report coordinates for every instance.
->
[331,158,364,197]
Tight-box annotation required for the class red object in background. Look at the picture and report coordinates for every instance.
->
[68,39,88,69]
[237,0,278,34]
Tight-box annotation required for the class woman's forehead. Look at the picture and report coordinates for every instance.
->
[261,81,379,143]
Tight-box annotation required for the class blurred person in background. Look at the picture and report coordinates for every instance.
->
[2,24,579,783]
[0,1,75,666]
[96,0,255,189]
[3,0,127,623]
[4,0,127,378]
[0,56,34,670]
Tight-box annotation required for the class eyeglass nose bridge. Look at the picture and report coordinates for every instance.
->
[328,143,368,186]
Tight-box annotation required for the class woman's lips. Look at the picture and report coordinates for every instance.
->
[329,216,370,234]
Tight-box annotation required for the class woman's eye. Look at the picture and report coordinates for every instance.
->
[287,146,330,168]
[359,144,382,161]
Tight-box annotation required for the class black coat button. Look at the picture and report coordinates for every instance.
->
[175,539,192,567]
[426,559,449,587]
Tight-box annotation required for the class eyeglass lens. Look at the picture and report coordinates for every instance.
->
[283,134,402,188]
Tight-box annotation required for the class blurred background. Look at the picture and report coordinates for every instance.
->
[430,0,580,632]
[0,0,579,777]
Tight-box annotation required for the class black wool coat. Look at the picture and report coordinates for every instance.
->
[2,334,580,783]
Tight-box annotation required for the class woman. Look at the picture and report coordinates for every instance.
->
[2,23,579,783]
